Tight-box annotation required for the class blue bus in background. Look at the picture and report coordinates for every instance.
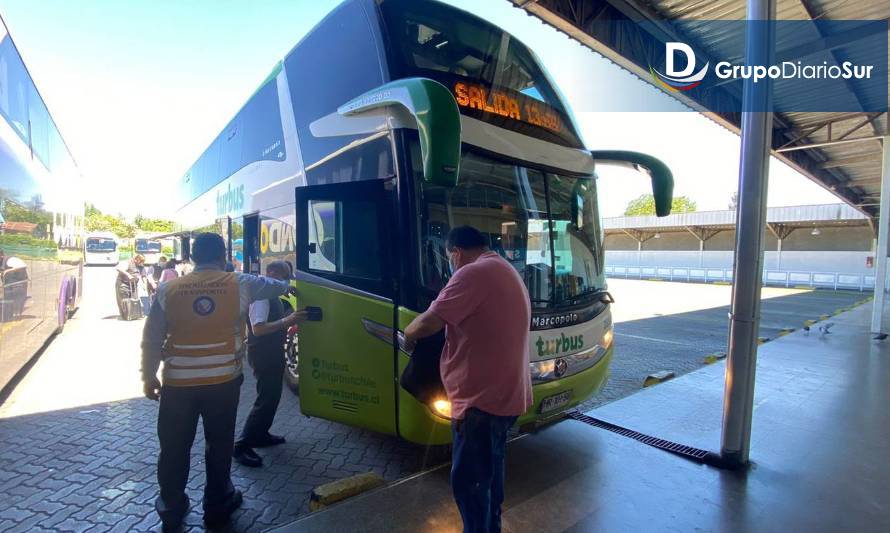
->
[0,16,83,392]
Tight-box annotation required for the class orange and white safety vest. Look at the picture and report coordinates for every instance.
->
[160,271,244,387]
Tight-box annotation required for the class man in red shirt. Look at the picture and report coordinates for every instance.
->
[404,226,532,533]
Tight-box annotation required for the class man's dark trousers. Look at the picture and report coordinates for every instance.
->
[236,346,285,446]
[156,375,242,522]
[450,407,517,533]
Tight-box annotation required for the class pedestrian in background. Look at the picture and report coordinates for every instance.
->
[141,232,294,530]
[233,260,305,467]
[115,254,146,318]
[404,225,532,533]
[159,259,179,284]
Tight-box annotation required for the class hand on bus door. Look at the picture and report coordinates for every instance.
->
[143,376,161,401]
[288,309,310,324]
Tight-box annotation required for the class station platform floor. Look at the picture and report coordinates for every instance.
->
[271,301,890,533]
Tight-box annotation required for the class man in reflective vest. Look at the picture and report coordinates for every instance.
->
[141,232,295,530]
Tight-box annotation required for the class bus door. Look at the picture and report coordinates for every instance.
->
[242,215,260,275]
[293,179,398,435]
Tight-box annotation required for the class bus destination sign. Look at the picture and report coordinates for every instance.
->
[453,82,563,134]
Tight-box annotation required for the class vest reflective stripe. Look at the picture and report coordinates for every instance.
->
[171,342,228,350]
[166,354,236,368]
[165,363,241,381]
[161,271,243,387]
[163,372,243,387]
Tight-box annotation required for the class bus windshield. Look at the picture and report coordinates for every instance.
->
[135,239,162,253]
[413,142,604,309]
[86,238,116,252]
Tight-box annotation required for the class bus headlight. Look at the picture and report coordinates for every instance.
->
[602,326,614,349]
[432,399,452,419]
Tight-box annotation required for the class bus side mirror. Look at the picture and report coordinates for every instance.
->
[590,150,674,217]
[338,78,462,187]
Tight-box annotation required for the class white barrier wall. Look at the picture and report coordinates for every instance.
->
[606,250,874,275]
[605,250,886,290]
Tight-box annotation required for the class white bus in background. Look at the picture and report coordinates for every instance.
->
[134,236,163,265]
[84,232,120,266]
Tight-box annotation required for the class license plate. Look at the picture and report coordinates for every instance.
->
[539,390,572,414]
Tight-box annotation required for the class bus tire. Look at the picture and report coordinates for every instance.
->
[56,278,69,332]
[66,277,77,319]
[284,333,299,395]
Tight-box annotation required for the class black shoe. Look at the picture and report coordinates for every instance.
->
[252,433,286,448]
[157,498,190,532]
[233,446,263,468]
[203,490,243,528]
[161,517,185,533]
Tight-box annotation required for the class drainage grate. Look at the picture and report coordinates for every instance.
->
[566,411,723,467]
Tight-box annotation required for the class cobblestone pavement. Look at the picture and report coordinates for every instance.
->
[0,267,446,532]
[0,271,867,532]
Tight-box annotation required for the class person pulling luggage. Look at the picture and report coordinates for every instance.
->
[116,254,146,319]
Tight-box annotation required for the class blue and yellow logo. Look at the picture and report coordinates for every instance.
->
[193,296,216,316]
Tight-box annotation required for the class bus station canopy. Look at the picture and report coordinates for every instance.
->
[509,0,889,218]
[603,202,869,234]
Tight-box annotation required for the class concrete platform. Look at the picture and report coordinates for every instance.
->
[271,302,890,532]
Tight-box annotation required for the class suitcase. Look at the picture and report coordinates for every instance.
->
[122,280,144,321]
[122,297,143,321]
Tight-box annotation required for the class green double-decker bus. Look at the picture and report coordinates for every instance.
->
[173,0,672,445]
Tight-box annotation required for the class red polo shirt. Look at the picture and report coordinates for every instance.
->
[428,252,532,420]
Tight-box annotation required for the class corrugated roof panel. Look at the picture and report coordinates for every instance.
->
[510,0,887,218]
[603,203,868,231]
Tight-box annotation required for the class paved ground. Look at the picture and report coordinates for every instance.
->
[0,270,869,532]
[581,278,868,408]
[0,267,445,532]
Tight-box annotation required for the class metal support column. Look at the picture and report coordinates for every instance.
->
[871,136,890,333]
[720,0,775,468]
[776,238,783,270]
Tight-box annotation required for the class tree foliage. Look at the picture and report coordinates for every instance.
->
[85,204,135,238]
[624,194,697,216]
[84,205,175,239]
[134,214,174,234]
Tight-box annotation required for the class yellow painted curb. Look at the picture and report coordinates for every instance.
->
[803,319,816,327]
[757,337,769,345]
[643,370,675,387]
[703,353,727,364]
[793,285,811,290]
[309,472,385,511]
[713,281,731,286]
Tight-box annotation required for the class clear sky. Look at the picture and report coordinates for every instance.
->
[0,0,838,218]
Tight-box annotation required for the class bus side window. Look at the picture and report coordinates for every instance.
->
[284,0,384,169]
[307,199,381,282]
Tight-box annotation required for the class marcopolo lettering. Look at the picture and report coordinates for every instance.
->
[532,312,580,329]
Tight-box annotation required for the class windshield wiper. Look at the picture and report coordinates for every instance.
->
[561,288,614,307]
